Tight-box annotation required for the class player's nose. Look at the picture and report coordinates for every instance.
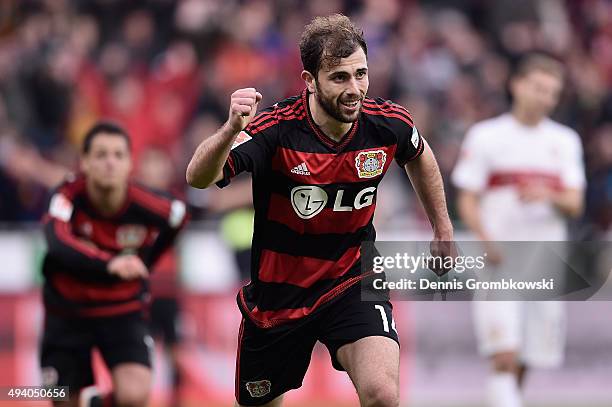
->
[106,156,119,169]
[346,78,360,96]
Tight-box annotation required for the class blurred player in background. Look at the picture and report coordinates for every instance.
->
[187,14,454,407]
[136,147,185,407]
[40,123,188,407]
[452,54,585,407]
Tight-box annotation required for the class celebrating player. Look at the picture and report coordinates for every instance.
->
[187,14,454,407]
[452,54,585,407]
[40,123,188,407]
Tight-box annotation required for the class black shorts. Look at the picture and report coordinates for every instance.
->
[40,311,153,392]
[150,297,181,345]
[235,288,399,406]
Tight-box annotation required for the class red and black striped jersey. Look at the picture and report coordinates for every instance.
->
[217,89,424,328]
[41,174,188,318]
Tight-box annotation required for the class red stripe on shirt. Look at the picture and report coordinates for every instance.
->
[51,272,142,302]
[258,246,361,288]
[49,217,113,261]
[241,273,371,328]
[250,104,304,128]
[77,300,144,317]
[405,137,425,162]
[72,214,157,252]
[130,185,172,219]
[56,175,87,200]
[249,98,303,128]
[272,145,396,184]
[363,100,413,122]
[361,107,414,127]
[250,112,306,135]
[487,171,563,191]
[267,193,376,234]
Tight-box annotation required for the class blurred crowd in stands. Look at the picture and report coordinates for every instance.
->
[0,0,610,237]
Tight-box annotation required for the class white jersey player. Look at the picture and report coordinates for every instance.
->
[452,55,586,407]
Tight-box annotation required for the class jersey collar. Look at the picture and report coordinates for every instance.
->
[302,89,359,152]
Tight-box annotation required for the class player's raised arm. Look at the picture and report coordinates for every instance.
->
[186,88,262,188]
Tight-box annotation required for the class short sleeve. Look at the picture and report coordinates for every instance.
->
[216,106,279,188]
[48,191,75,222]
[364,98,424,166]
[395,123,425,166]
[451,126,490,192]
[560,131,586,189]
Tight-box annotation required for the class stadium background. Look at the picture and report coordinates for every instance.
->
[0,0,610,406]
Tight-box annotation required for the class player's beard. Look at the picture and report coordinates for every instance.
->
[314,81,362,123]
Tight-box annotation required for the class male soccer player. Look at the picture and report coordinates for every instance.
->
[40,123,188,407]
[186,14,454,407]
[452,55,585,407]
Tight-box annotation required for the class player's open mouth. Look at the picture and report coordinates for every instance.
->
[341,100,360,110]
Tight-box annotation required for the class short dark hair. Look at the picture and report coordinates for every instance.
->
[82,122,131,154]
[299,14,367,77]
[514,53,564,80]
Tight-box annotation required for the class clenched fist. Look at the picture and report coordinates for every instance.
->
[227,88,263,133]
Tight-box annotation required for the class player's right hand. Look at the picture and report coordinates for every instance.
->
[107,254,148,280]
[428,239,458,276]
[227,88,263,133]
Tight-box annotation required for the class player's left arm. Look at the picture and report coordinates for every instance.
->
[404,138,454,241]
[404,139,456,276]
[389,109,455,274]
[555,188,584,218]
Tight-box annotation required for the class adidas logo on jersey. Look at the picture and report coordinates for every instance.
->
[290,162,311,175]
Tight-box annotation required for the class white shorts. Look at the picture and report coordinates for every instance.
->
[473,301,565,368]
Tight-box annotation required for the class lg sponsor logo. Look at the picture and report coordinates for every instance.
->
[290,186,376,219]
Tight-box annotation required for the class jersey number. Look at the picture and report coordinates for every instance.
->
[375,305,397,333]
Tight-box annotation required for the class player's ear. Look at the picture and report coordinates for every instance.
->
[79,156,88,174]
[509,75,522,98]
[127,155,133,173]
[301,70,316,93]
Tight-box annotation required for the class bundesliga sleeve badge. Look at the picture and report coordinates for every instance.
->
[411,126,420,148]
[49,193,74,222]
[232,131,253,149]
[355,150,387,179]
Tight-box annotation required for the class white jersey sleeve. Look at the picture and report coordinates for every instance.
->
[451,125,490,192]
[560,130,586,189]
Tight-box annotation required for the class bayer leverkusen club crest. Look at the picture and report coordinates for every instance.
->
[355,150,387,179]
[116,225,147,249]
[245,380,272,398]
